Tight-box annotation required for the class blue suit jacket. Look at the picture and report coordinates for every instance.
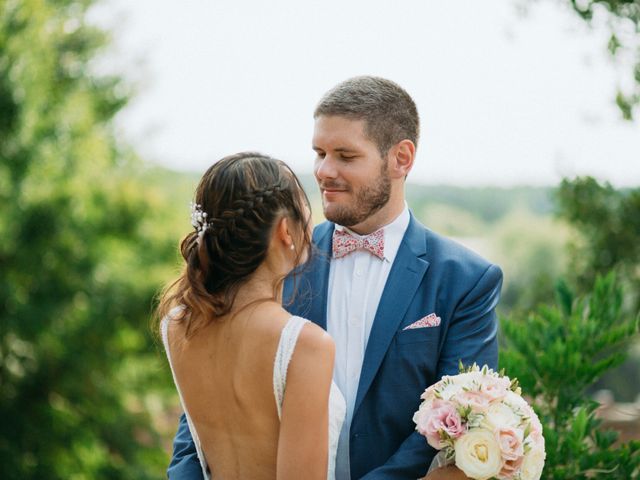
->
[168,213,502,479]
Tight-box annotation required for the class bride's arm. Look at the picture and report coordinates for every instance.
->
[277,324,335,480]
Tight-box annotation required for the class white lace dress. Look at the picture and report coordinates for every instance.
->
[161,313,346,480]
[273,316,346,480]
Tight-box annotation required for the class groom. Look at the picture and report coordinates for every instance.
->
[168,76,502,479]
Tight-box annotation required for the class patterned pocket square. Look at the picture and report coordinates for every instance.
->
[403,313,441,330]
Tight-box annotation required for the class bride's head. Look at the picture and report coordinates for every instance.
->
[158,152,312,336]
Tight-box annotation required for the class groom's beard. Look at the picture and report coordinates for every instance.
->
[321,167,391,228]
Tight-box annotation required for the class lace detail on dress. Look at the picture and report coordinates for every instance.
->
[273,316,308,419]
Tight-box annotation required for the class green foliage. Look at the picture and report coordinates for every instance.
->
[556,177,640,307]
[0,1,177,478]
[500,274,640,479]
[566,0,640,119]
[489,207,570,315]
[555,177,640,401]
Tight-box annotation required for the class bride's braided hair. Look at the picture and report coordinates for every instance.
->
[157,152,312,336]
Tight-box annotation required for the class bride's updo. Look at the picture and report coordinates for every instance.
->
[158,152,312,336]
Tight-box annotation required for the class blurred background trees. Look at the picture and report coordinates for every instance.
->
[556,178,640,402]
[500,274,640,479]
[563,0,640,119]
[0,0,176,477]
[557,177,640,308]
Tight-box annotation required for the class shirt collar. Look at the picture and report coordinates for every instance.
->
[334,203,410,262]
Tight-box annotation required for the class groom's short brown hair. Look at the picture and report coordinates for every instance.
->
[314,76,420,157]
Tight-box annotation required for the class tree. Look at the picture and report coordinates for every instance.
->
[556,177,640,309]
[500,274,640,479]
[554,176,640,401]
[0,0,175,477]
[564,0,640,119]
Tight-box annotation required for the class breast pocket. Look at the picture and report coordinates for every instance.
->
[395,326,441,345]
[385,326,441,388]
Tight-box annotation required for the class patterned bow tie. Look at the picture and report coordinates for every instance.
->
[332,228,385,259]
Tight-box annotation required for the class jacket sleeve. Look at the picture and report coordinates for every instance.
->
[167,413,205,480]
[360,264,503,479]
[359,431,438,479]
[436,263,502,377]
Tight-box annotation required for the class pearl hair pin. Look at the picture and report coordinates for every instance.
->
[190,202,210,244]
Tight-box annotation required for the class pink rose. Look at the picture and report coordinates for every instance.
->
[412,400,434,432]
[498,455,524,479]
[497,426,524,460]
[496,427,525,479]
[479,375,512,402]
[455,389,493,412]
[416,399,466,449]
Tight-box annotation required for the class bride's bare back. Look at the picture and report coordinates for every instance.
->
[166,302,334,480]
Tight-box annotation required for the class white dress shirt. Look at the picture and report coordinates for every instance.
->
[327,205,410,480]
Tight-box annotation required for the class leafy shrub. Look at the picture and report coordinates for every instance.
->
[500,273,640,479]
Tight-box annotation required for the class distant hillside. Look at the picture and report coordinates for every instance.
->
[144,166,557,226]
[405,184,556,222]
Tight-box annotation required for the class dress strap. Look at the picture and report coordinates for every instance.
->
[161,307,211,480]
[273,316,309,419]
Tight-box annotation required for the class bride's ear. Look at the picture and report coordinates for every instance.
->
[275,217,294,249]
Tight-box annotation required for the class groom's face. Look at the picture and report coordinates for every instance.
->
[312,115,391,228]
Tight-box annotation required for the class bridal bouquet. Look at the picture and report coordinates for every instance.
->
[413,364,545,480]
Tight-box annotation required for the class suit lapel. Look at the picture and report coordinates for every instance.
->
[353,215,430,415]
[305,222,334,330]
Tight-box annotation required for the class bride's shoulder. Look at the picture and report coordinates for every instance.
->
[160,305,190,342]
[161,305,187,324]
[295,317,332,342]
[283,318,335,394]
[291,318,335,362]
[161,305,189,330]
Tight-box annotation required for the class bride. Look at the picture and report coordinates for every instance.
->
[156,152,345,479]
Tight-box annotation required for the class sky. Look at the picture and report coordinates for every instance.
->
[89,0,640,186]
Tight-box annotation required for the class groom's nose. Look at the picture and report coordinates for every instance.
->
[315,155,338,181]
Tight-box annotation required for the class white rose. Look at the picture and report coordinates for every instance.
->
[503,391,529,411]
[485,402,522,429]
[519,443,546,480]
[454,429,503,480]
[439,381,464,401]
[458,371,485,385]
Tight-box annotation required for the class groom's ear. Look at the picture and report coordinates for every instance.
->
[387,139,415,179]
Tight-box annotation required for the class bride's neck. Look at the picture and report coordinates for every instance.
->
[231,265,283,312]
